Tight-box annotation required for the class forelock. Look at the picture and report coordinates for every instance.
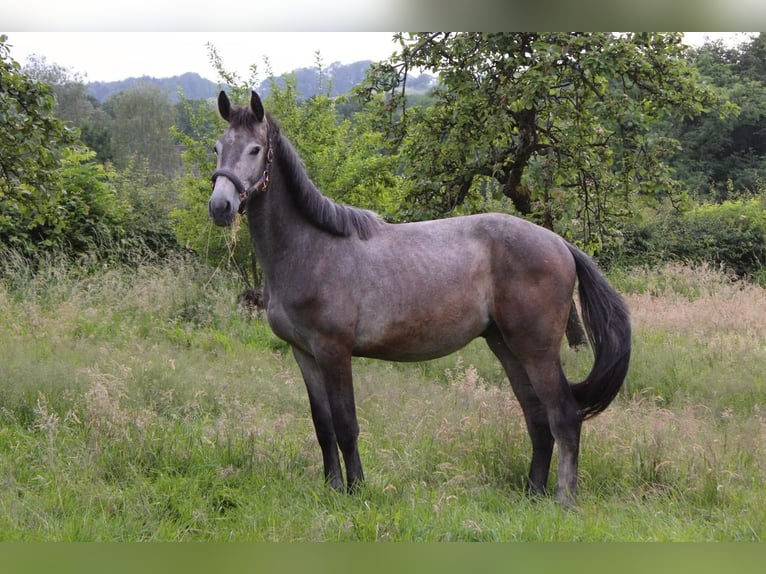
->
[228,106,260,129]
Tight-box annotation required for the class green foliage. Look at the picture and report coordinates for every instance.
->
[611,196,766,283]
[1,35,76,218]
[328,116,405,219]
[673,33,766,200]
[1,140,178,265]
[358,32,716,252]
[264,73,403,217]
[109,160,181,261]
[1,143,125,259]
[264,74,343,191]
[1,37,182,265]
[22,54,116,166]
[673,198,766,281]
[103,85,183,175]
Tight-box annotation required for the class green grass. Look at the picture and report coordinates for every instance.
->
[0,256,764,540]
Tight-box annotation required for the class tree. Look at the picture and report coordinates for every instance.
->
[104,84,182,175]
[2,37,172,263]
[672,34,766,200]
[22,53,114,163]
[263,66,403,218]
[358,33,716,252]
[1,36,75,207]
[1,35,78,256]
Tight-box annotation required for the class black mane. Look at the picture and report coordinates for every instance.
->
[267,116,383,240]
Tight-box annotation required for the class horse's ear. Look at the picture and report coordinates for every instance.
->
[218,91,231,122]
[250,91,265,122]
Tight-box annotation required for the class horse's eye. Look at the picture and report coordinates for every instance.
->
[249,146,262,156]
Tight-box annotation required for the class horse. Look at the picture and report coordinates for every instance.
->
[208,91,631,507]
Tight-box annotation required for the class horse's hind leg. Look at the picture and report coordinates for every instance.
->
[485,330,554,496]
[524,359,582,507]
[485,329,582,506]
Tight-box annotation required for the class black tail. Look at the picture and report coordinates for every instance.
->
[567,245,632,420]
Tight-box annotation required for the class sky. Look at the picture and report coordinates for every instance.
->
[4,32,401,83]
[2,32,755,85]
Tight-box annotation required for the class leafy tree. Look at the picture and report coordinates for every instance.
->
[1,143,131,260]
[1,36,76,211]
[22,53,114,163]
[1,35,79,257]
[673,34,766,200]
[358,32,716,252]
[734,33,766,83]
[174,97,219,140]
[327,107,404,219]
[103,84,182,175]
[108,159,181,261]
[264,68,402,217]
[615,195,766,284]
[2,38,175,263]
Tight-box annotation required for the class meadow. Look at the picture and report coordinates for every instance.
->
[0,255,764,541]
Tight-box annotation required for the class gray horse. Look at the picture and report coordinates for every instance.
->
[208,91,631,507]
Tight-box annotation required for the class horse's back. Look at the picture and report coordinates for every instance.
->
[347,212,576,361]
[376,213,575,290]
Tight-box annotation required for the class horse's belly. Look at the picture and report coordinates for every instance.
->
[352,308,490,362]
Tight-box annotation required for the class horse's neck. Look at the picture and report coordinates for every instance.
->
[247,161,316,274]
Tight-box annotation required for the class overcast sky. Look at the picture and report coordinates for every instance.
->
[3,32,753,84]
[5,32,400,83]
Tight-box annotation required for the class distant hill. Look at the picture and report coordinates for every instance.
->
[87,72,219,103]
[86,62,437,103]
[258,60,374,99]
[258,60,438,98]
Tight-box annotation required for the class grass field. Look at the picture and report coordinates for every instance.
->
[0,255,764,541]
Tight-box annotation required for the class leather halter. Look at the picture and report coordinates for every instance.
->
[211,137,273,215]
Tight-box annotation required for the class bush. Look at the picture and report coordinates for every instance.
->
[614,197,766,283]
[674,198,766,280]
[1,38,181,267]
[0,147,128,259]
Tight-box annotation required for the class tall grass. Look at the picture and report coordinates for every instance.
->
[608,262,766,412]
[0,255,764,540]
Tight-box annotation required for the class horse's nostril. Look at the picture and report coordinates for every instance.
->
[208,198,235,227]
[209,198,231,215]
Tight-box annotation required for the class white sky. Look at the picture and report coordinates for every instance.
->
[3,32,752,84]
[4,32,401,83]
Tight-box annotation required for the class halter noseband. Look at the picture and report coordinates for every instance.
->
[211,137,273,215]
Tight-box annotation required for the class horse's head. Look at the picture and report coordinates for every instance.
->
[209,90,272,226]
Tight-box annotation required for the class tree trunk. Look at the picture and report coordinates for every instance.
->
[500,108,538,215]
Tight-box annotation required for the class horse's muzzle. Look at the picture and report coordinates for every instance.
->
[208,196,236,227]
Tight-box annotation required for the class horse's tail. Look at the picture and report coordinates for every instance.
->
[566,244,632,420]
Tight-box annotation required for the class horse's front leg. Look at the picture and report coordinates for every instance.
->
[292,345,364,492]
[318,345,364,492]
[292,346,344,490]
